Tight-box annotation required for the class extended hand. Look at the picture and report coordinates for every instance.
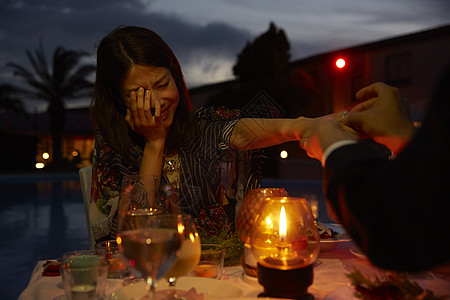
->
[300,117,358,162]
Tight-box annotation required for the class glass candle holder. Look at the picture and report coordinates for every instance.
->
[249,197,320,299]
[95,240,128,279]
[236,188,289,276]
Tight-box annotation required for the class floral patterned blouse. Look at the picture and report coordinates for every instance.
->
[89,107,262,243]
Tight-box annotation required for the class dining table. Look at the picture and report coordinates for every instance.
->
[18,237,450,300]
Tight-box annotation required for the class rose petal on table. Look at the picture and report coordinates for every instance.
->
[42,261,61,277]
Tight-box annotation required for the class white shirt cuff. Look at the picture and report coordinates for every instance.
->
[321,140,357,166]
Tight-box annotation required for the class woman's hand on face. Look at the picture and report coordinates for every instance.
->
[125,87,166,143]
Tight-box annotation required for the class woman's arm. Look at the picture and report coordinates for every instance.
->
[125,88,167,201]
[230,117,308,150]
[230,111,352,151]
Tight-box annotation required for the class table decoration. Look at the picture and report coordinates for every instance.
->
[250,197,320,299]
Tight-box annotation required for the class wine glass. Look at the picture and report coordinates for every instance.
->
[116,212,183,299]
[118,174,164,287]
[119,174,164,215]
[162,214,201,297]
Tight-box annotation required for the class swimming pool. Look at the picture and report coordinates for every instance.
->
[0,173,89,300]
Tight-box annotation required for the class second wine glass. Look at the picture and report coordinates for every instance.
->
[163,214,201,288]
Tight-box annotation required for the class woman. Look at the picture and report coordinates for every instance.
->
[90,26,315,243]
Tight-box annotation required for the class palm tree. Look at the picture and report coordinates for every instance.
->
[0,84,26,115]
[8,42,95,167]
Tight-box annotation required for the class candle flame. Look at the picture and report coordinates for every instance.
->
[280,206,286,241]
[178,223,185,235]
[189,232,195,242]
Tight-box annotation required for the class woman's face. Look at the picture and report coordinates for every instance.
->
[122,65,180,130]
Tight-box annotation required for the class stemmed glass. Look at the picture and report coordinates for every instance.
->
[118,174,163,287]
[117,211,183,299]
[117,174,182,299]
[119,174,163,215]
[162,214,201,297]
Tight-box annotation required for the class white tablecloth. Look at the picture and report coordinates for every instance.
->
[18,242,450,300]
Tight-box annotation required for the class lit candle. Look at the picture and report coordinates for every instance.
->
[71,284,96,300]
[71,284,96,292]
[279,206,286,242]
[193,263,218,278]
[250,197,320,299]
[277,206,292,260]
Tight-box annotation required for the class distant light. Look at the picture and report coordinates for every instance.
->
[35,163,45,169]
[280,150,288,159]
[42,152,50,160]
[336,58,346,68]
[72,150,79,157]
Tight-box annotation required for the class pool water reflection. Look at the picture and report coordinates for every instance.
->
[0,173,89,300]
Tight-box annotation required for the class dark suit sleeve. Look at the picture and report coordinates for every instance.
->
[323,72,450,271]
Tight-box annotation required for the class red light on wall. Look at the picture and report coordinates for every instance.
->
[335,58,346,68]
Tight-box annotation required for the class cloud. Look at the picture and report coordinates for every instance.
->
[182,54,236,87]
[0,0,448,96]
[277,0,450,59]
[0,0,253,91]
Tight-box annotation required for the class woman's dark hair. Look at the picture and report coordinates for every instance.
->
[91,26,194,166]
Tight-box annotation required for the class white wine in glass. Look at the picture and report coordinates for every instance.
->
[117,214,183,299]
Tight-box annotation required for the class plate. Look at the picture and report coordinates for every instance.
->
[320,233,352,252]
[107,277,243,299]
[349,247,368,260]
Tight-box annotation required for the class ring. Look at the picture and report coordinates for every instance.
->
[341,110,349,121]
